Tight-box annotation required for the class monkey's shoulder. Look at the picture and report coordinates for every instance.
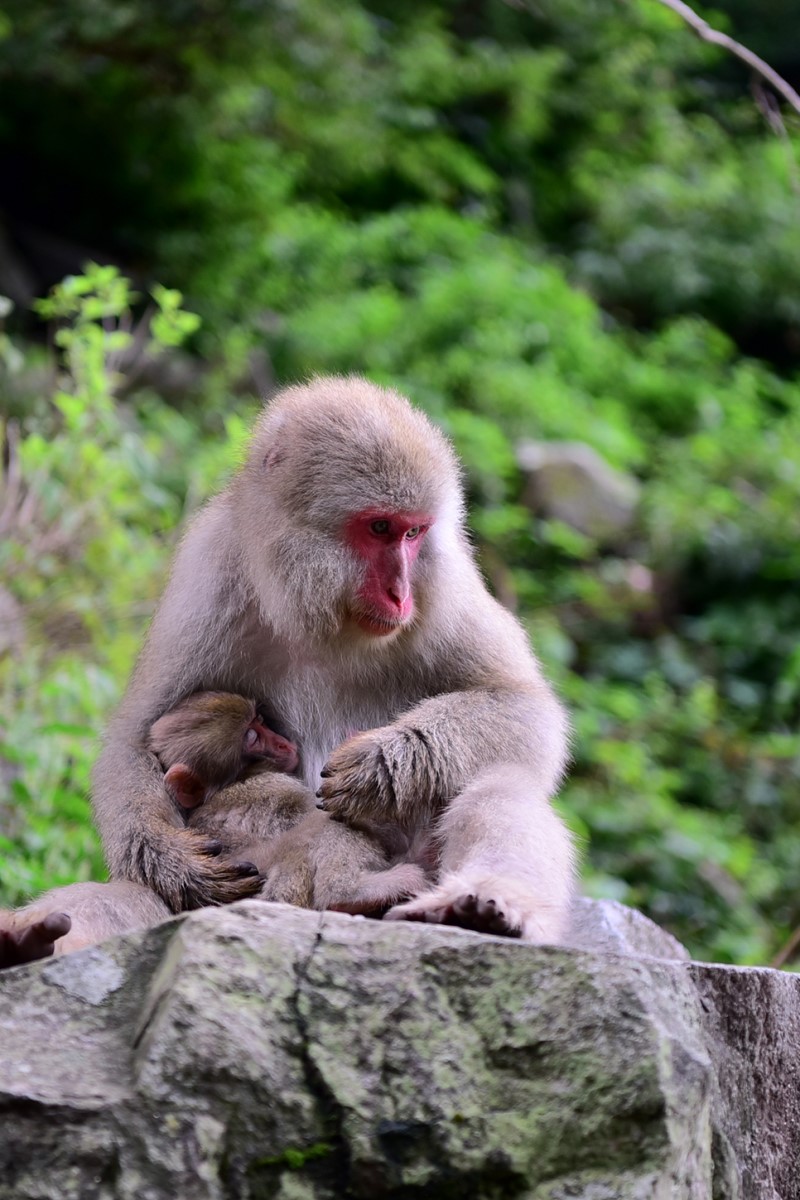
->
[414,581,542,692]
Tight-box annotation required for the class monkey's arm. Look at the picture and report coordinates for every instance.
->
[92,501,266,911]
[317,680,568,826]
[318,667,575,944]
[92,734,264,910]
[318,588,569,825]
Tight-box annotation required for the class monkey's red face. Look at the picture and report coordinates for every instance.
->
[344,510,433,636]
[243,716,299,773]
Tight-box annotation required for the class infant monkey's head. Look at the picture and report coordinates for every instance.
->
[147,691,299,810]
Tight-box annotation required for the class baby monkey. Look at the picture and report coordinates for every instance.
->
[0,692,428,970]
[151,690,430,917]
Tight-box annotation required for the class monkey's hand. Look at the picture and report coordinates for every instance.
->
[317,726,435,825]
[129,825,264,912]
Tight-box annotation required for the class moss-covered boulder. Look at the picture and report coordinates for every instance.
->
[1,899,797,1199]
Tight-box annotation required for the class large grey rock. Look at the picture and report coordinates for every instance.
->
[0,899,797,1200]
[567,895,689,961]
[517,440,641,542]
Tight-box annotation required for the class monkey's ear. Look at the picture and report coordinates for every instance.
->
[164,764,207,810]
[261,413,286,470]
[262,444,285,470]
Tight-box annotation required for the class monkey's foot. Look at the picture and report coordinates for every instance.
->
[0,911,72,970]
[385,891,522,938]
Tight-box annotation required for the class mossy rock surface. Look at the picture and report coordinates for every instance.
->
[0,899,797,1199]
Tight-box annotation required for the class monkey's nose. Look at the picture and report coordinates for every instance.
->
[386,580,410,609]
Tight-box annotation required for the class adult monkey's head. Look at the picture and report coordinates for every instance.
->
[236,376,464,644]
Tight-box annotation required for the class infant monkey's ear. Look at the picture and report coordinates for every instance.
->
[164,763,207,810]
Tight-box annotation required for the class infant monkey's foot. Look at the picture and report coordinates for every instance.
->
[0,911,72,970]
[327,901,392,919]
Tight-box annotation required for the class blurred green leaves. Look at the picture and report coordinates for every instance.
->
[0,270,205,900]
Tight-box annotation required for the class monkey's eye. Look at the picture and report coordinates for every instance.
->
[370,519,391,535]
[244,727,259,749]
[405,526,422,540]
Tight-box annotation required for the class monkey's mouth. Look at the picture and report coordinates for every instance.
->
[256,746,299,773]
[352,610,406,637]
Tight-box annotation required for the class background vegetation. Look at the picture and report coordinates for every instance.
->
[1,0,800,965]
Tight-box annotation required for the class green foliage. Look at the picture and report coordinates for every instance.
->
[0,270,220,903]
[1,1,800,965]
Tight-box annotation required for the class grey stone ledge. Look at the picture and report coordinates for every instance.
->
[0,898,797,1200]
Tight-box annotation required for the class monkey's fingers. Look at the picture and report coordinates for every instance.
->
[231,860,260,878]
[0,911,72,970]
[315,775,370,820]
[317,735,389,818]
[144,828,263,911]
[196,836,260,881]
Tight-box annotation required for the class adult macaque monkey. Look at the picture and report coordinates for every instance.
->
[92,376,574,940]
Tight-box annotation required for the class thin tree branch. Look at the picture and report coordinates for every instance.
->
[770,922,800,970]
[653,0,800,119]
[751,78,800,194]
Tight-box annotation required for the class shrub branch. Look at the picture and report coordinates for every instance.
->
[653,0,800,118]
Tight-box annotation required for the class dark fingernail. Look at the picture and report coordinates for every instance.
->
[237,861,260,877]
[320,768,332,778]
[206,840,223,856]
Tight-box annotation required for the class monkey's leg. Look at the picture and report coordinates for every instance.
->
[322,862,428,917]
[259,857,316,908]
[0,881,172,969]
[0,911,72,968]
[384,765,575,943]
